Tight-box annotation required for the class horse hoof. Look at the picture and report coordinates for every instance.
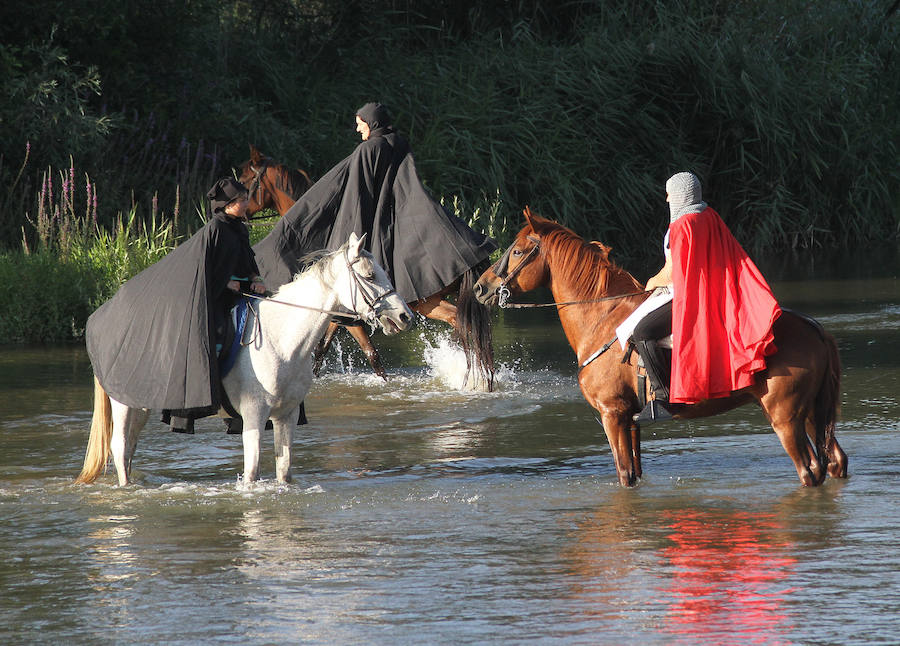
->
[618,471,639,487]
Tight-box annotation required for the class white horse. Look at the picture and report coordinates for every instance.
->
[75,233,414,486]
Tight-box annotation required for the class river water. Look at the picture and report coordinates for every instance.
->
[2,260,900,645]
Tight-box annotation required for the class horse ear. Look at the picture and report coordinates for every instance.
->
[348,232,367,256]
[523,205,535,227]
[523,205,545,230]
[589,240,611,261]
[249,144,262,164]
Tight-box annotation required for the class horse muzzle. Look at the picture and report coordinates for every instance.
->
[376,304,414,335]
[473,278,500,307]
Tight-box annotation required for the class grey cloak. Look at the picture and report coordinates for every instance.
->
[86,214,259,413]
[253,128,496,300]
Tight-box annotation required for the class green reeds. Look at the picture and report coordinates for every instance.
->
[259,0,897,262]
[0,0,897,343]
[0,161,178,344]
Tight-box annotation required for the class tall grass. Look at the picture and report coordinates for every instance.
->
[363,2,898,259]
[0,1,896,343]
[0,161,180,344]
[231,1,894,262]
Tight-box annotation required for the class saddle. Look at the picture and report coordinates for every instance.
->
[218,298,309,435]
[165,299,308,434]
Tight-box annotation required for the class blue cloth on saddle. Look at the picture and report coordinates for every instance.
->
[220,297,251,378]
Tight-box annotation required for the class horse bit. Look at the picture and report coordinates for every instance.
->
[494,236,542,308]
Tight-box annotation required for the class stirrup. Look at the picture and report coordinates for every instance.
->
[633,400,674,425]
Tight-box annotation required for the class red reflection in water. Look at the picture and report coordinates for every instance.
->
[662,509,798,644]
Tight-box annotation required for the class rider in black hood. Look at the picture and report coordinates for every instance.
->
[86,178,265,432]
[253,102,496,300]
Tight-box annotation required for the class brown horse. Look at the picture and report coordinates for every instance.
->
[236,145,495,388]
[473,208,848,486]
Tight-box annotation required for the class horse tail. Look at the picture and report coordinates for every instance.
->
[74,376,113,484]
[455,260,496,391]
[814,330,842,468]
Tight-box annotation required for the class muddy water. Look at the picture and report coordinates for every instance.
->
[1,268,899,645]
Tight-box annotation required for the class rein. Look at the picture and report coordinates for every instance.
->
[500,290,648,309]
[494,235,647,309]
[240,291,358,319]
[240,248,397,326]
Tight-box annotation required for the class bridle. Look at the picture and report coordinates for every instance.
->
[242,163,275,223]
[492,235,647,309]
[343,246,398,327]
[492,231,651,371]
[241,248,398,327]
[494,235,542,308]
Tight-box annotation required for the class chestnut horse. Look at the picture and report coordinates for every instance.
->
[473,208,848,487]
[236,145,494,388]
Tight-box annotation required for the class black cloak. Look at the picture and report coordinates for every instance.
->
[86,214,259,413]
[253,129,496,300]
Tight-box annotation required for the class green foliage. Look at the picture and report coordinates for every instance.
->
[0,29,114,164]
[0,32,116,242]
[0,250,102,343]
[0,0,896,325]
[0,212,175,344]
[345,0,899,258]
[0,161,178,344]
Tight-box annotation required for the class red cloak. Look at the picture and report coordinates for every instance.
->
[669,207,781,403]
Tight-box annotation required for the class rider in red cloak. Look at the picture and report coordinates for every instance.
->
[632,172,781,422]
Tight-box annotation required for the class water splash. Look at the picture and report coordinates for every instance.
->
[421,331,496,392]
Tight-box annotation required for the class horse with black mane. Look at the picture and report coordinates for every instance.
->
[238,144,495,389]
[474,208,848,487]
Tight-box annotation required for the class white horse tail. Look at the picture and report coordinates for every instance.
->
[74,376,113,484]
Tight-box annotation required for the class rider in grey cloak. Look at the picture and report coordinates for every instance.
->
[253,102,496,299]
[85,178,265,433]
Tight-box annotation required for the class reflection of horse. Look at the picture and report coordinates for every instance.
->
[75,234,414,486]
[236,145,494,388]
[474,208,848,487]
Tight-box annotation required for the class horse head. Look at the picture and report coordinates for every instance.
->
[474,206,551,306]
[335,232,414,335]
[236,145,313,216]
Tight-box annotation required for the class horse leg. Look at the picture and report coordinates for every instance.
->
[770,415,825,486]
[630,422,642,479]
[803,400,848,479]
[313,321,340,376]
[599,409,640,486]
[110,401,149,486]
[242,428,261,482]
[314,321,387,379]
[344,323,387,380]
[242,425,262,482]
[272,412,295,484]
[826,436,849,479]
[412,296,459,330]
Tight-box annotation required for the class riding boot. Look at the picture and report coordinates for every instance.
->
[634,339,674,424]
